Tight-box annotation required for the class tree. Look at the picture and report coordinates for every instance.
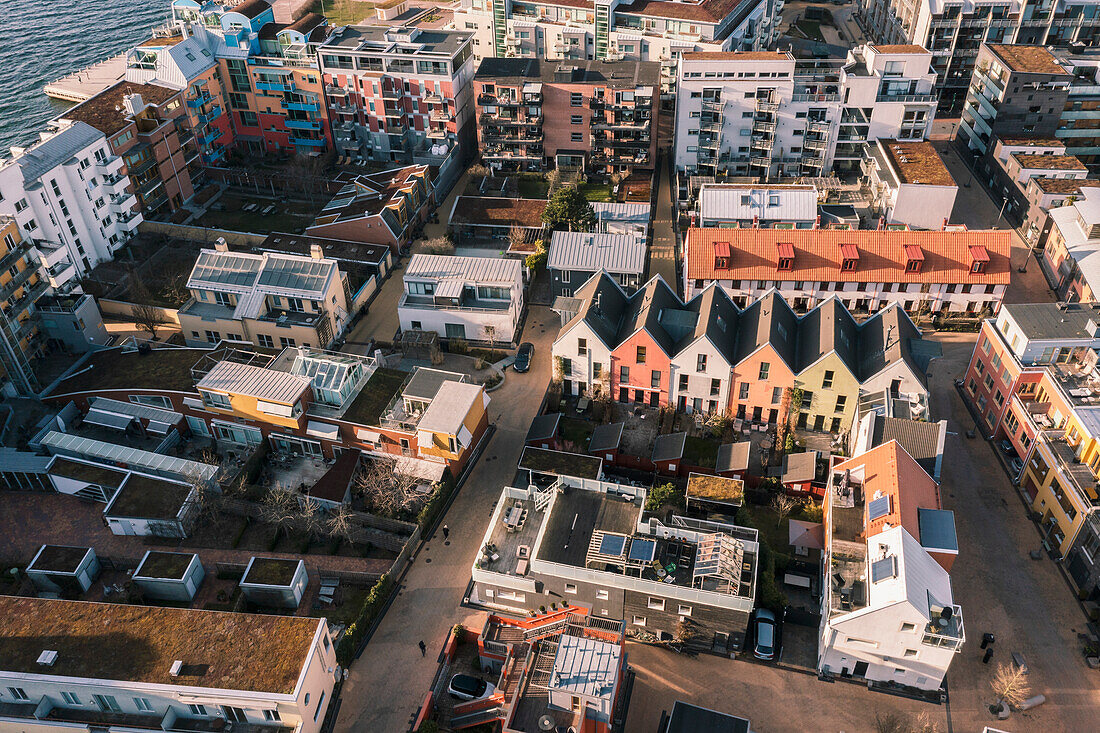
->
[547,168,563,194]
[990,662,1031,711]
[354,459,422,518]
[873,712,939,733]
[482,324,497,360]
[326,504,356,543]
[770,493,798,528]
[421,235,454,255]
[525,242,548,270]
[128,274,168,340]
[542,185,596,232]
[260,485,299,541]
[508,224,528,253]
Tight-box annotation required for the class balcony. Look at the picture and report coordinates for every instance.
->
[750,135,772,150]
[256,80,296,93]
[1040,432,1100,510]
[108,191,138,213]
[803,137,828,151]
[285,118,322,131]
[94,155,124,177]
[423,92,444,104]
[187,93,213,109]
[286,100,320,113]
[382,87,403,99]
[290,136,326,147]
[430,109,453,122]
[0,265,40,302]
[792,93,840,102]
[921,605,965,652]
[0,238,32,272]
[876,92,937,103]
[198,128,219,145]
[326,85,350,96]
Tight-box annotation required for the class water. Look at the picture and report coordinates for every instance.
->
[0,0,167,154]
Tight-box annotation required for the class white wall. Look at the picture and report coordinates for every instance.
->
[399,303,520,343]
[889,184,958,231]
[668,335,732,413]
[551,320,612,396]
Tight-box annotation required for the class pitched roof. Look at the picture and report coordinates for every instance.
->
[548,231,646,275]
[837,440,940,541]
[731,290,798,370]
[716,441,750,472]
[857,304,929,384]
[405,253,522,284]
[589,422,624,452]
[526,412,562,442]
[698,183,819,222]
[871,417,946,479]
[684,228,1012,285]
[15,122,104,183]
[796,297,859,373]
[683,283,740,365]
[652,432,687,462]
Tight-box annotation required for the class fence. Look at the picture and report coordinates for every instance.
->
[138,221,267,247]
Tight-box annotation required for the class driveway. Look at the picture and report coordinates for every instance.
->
[334,305,559,733]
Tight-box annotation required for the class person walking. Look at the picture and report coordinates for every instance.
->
[418,640,427,657]
[442,524,450,540]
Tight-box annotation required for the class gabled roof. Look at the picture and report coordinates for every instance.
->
[796,296,859,374]
[864,525,954,619]
[731,290,798,371]
[548,231,646,275]
[561,273,632,350]
[871,416,946,479]
[837,440,940,541]
[857,304,930,384]
[619,276,687,356]
[682,283,739,365]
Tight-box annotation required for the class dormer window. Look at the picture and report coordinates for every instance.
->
[840,243,859,272]
[904,244,924,273]
[714,241,730,270]
[777,242,794,271]
[969,245,989,274]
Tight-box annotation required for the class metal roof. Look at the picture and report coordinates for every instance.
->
[40,431,218,482]
[404,253,522,285]
[258,254,336,293]
[549,635,621,700]
[197,360,311,404]
[417,381,483,436]
[548,232,646,275]
[591,202,650,223]
[652,432,687,462]
[16,122,105,183]
[403,368,464,402]
[189,249,336,296]
[698,184,818,223]
[917,508,958,553]
[88,397,183,425]
[189,250,263,291]
[0,448,51,473]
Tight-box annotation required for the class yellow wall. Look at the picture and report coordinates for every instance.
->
[200,390,304,430]
[418,390,487,461]
[794,354,859,433]
[1025,438,1092,556]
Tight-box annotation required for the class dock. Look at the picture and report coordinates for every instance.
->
[44,54,128,103]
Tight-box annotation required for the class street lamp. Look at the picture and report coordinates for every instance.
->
[996,197,1008,228]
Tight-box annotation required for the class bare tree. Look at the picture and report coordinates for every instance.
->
[422,235,454,255]
[354,460,422,518]
[770,493,799,528]
[128,273,168,340]
[508,224,528,253]
[261,485,299,541]
[991,662,1031,711]
[181,471,230,536]
[482,324,498,361]
[326,504,356,543]
[873,712,939,733]
[295,494,324,540]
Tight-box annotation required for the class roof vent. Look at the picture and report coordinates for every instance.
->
[170,660,183,676]
[37,650,58,666]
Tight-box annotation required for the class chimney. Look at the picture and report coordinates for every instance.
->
[943,217,949,230]
[122,93,145,117]
[310,244,324,260]
[878,216,885,230]
[813,215,821,229]
[214,237,229,252]
[753,215,760,229]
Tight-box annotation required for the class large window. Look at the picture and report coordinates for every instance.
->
[200,390,231,409]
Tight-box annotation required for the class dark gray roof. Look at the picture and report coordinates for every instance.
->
[1003,302,1100,340]
[918,508,958,553]
[17,122,104,182]
[716,442,750,472]
[778,450,818,483]
[856,305,929,384]
[474,57,661,87]
[620,277,686,356]
[872,417,946,479]
[520,447,602,479]
[526,413,561,442]
[665,702,750,733]
[732,291,798,370]
[567,273,632,350]
[588,422,624,453]
[652,432,687,462]
[685,284,739,364]
[796,297,858,373]
[403,368,461,402]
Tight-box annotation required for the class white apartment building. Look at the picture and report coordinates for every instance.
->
[0,597,338,733]
[674,45,938,179]
[858,0,1100,114]
[451,0,780,93]
[398,254,525,343]
[863,139,959,230]
[0,121,141,288]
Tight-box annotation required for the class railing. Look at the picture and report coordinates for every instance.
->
[875,93,936,103]
[921,605,964,652]
[792,93,840,102]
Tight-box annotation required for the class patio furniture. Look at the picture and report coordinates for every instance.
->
[650,559,666,579]
[517,545,530,558]
[665,562,677,574]
[490,553,500,562]
[663,575,675,584]
[577,397,590,412]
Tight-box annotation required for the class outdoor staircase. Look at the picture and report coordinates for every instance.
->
[450,705,504,729]
[533,477,563,512]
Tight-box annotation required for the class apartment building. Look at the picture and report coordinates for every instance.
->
[473,58,659,175]
[0,218,48,395]
[820,442,963,690]
[1042,186,1100,300]
[548,231,647,296]
[863,139,959,230]
[0,120,141,283]
[552,273,934,430]
[693,183,819,228]
[684,227,1011,315]
[471,461,759,655]
[0,597,337,733]
[673,45,938,179]
[452,0,780,93]
[398,254,525,343]
[177,240,352,349]
[305,165,433,251]
[962,301,1100,556]
[857,0,1100,113]
[319,25,474,195]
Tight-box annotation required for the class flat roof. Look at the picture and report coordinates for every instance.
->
[474,57,660,87]
[342,367,408,426]
[1011,153,1087,171]
[243,557,303,587]
[134,551,199,580]
[259,232,390,266]
[449,196,548,229]
[28,545,92,574]
[1003,302,1100,340]
[196,360,311,405]
[1031,178,1100,195]
[539,489,641,568]
[870,44,928,54]
[520,446,602,479]
[49,346,209,395]
[403,367,464,402]
[666,701,750,733]
[780,451,818,483]
[417,380,483,435]
[681,51,792,61]
[686,474,744,506]
[716,442,750,472]
[880,140,955,187]
[987,44,1071,76]
[0,597,320,694]
[49,457,127,489]
[549,635,621,699]
[62,81,180,136]
[106,474,192,520]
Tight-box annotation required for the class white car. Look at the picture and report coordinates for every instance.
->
[448,674,496,702]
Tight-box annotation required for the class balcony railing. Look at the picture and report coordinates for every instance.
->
[876,92,937,103]
[921,605,964,652]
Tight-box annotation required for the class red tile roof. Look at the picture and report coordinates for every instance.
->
[685,228,1012,285]
[837,441,940,540]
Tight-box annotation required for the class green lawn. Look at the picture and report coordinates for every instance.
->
[343,368,408,426]
[314,585,371,626]
[683,435,719,467]
[559,417,594,448]
[738,504,791,559]
[517,177,550,199]
[309,0,375,26]
[578,182,614,202]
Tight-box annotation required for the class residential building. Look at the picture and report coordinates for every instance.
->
[683,227,1011,315]
[1041,185,1100,301]
[660,701,754,733]
[819,442,963,690]
[177,239,352,349]
[473,58,660,175]
[319,24,474,195]
[1022,175,1100,248]
[592,201,650,239]
[863,139,959,230]
[0,596,337,733]
[471,462,759,655]
[548,231,646,296]
[850,408,949,481]
[673,46,937,179]
[0,218,48,395]
[451,0,780,93]
[856,0,1100,113]
[305,166,433,251]
[398,253,525,343]
[0,120,141,282]
[693,183,819,229]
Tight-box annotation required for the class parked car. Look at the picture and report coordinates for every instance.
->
[999,439,1018,457]
[448,674,495,702]
[513,342,534,373]
[752,609,777,660]
[1011,457,1024,476]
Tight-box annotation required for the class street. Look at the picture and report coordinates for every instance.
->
[649,151,678,288]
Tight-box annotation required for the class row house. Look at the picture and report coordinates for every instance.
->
[863,139,959,231]
[305,165,433,252]
[552,273,933,433]
[683,227,1011,316]
[673,45,938,179]
[0,597,337,733]
[473,58,660,175]
[1041,185,1100,301]
[452,0,781,94]
[44,343,491,482]
[857,0,1100,114]
[820,442,963,690]
[318,25,475,198]
[962,301,1100,559]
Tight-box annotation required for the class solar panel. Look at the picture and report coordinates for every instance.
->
[871,556,897,583]
[599,534,627,557]
[868,495,891,521]
[627,538,656,563]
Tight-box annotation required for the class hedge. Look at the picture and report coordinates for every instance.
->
[416,468,456,532]
[336,572,395,665]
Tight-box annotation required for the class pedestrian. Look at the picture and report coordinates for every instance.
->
[442,524,450,540]
[418,640,426,657]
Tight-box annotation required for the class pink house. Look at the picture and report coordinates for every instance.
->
[728,292,798,423]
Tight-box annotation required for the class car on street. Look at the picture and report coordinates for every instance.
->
[1011,457,1024,477]
[448,674,495,702]
[513,342,534,373]
[752,609,777,660]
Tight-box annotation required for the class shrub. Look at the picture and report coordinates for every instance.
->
[800,501,824,523]
[644,482,683,511]
[416,469,456,531]
[336,573,395,665]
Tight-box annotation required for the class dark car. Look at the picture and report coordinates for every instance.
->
[513,342,534,373]
[1011,457,1024,477]
[448,674,495,701]
[752,609,777,660]
[999,439,1018,457]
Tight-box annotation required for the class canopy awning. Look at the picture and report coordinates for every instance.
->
[306,421,340,440]
[83,409,134,431]
[146,421,173,435]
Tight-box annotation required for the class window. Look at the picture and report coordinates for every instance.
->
[620,365,629,382]
[697,354,707,371]
[571,115,582,124]
[903,649,918,658]
[835,395,847,412]
[258,334,274,348]
[823,370,834,389]
[570,132,583,142]
[648,597,665,610]
[578,338,587,355]
[134,698,154,712]
[565,583,578,594]
[637,345,646,363]
[571,92,583,106]
[201,390,231,409]
[280,337,296,348]
[130,394,172,409]
[739,382,749,400]
[678,604,692,616]
[649,369,660,388]
[314,692,326,722]
[94,696,122,713]
[204,330,220,343]
[711,379,720,396]
[901,622,916,632]
[632,615,647,626]
[596,589,609,600]
[679,374,689,390]
[264,711,282,722]
[214,291,233,307]
[7,688,28,701]
[759,362,770,380]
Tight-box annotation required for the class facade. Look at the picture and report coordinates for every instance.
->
[857,0,1100,113]
[398,253,525,343]
[471,468,759,655]
[864,139,958,230]
[132,550,206,601]
[451,0,780,93]
[1041,185,1100,301]
[177,240,352,349]
[305,166,433,251]
[694,183,819,228]
[673,46,937,179]
[684,227,1012,316]
[473,58,660,175]
[319,24,474,194]
[0,596,337,733]
[0,218,49,395]
[548,231,646,296]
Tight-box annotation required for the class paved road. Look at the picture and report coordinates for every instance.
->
[334,305,559,733]
[650,151,678,294]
